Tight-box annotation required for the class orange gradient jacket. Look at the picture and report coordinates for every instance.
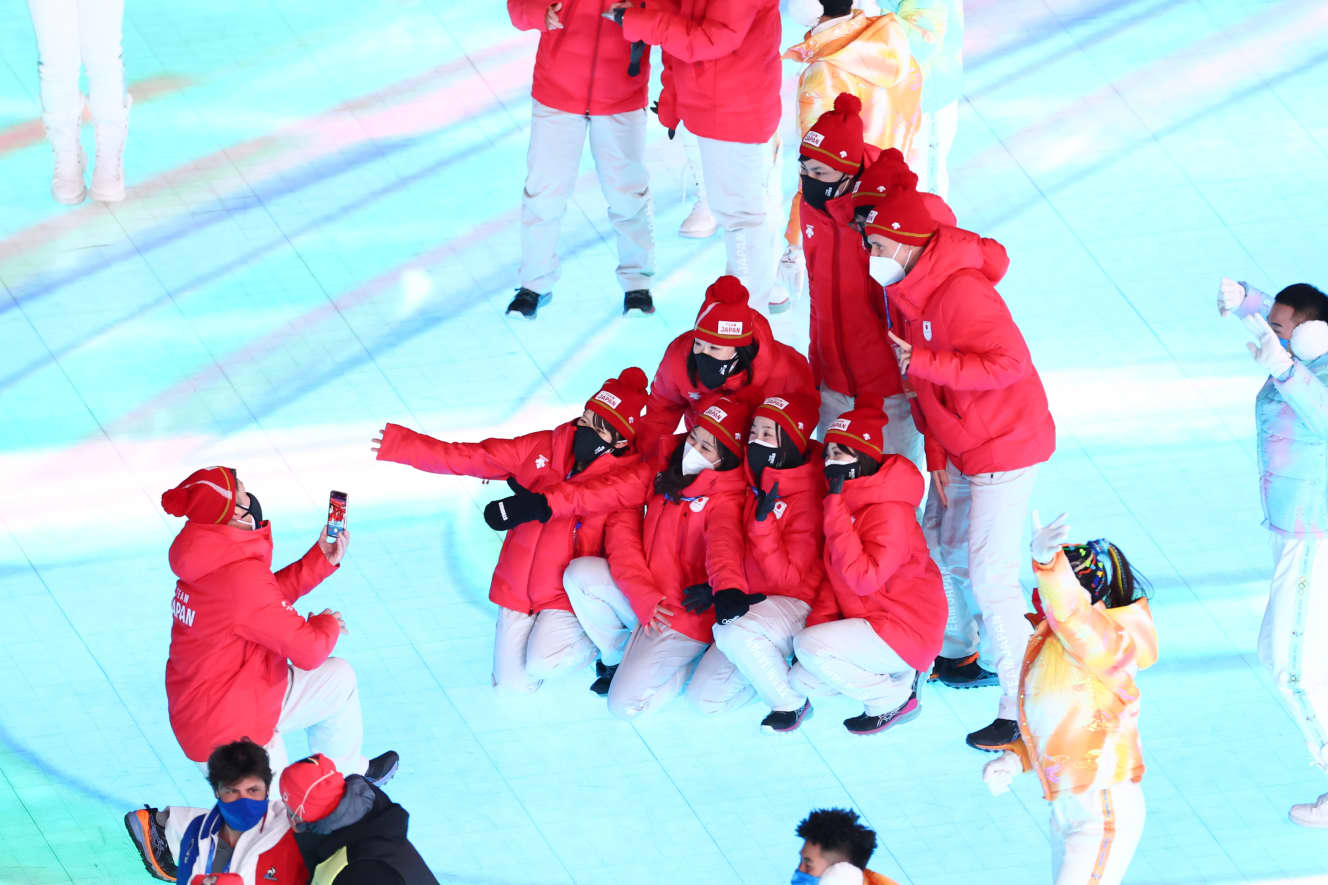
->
[1007,551,1158,800]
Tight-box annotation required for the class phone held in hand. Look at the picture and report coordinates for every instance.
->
[327,490,348,540]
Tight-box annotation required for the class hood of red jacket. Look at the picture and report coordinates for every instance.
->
[168,521,273,583]
[887,226,1010,319]
[840,455,924,510]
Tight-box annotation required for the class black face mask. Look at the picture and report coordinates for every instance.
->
[694,351,739,390]
[238,493,263,529]
[746,434,805,485]
[801,173,847,213]
[573,424,613,464]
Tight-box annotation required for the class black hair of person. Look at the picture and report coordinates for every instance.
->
[685,340,760,389]
[1274,283,1328,322]
[1102,543,1152,610]
[654,434,741,500]
[206,739,273,791]
[795,808,877,869]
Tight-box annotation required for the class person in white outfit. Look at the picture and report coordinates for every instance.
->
[26,0,131,204]
[1218,277,1328,827]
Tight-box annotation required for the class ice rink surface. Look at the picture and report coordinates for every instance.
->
[1,0,1327,882]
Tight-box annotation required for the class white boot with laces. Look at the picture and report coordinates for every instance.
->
[1290,792,1328,828]
[90,94,131,203]
[44,104,86,205]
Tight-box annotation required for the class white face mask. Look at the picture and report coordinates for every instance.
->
[681,441,716,476]
[789,0,825,27]
[869,254,905,288]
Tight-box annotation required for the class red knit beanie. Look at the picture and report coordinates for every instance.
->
[753,393,819,451]
[586,367,649,442]
[858,179,939,245]
[694,276,755,346]
[850,148,916,206]
[161,466,240,524]
[280,754,346,824]
[696,395,751,458]
[823,396,889,461]
[800,93,866,175]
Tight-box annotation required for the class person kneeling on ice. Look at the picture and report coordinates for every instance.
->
[788,399,945,735]
[681,392,827,732]
[281,754,439,885]
[372,369,650,693]
[125,740,305,884]
[160,467,397,783]
[981,514,1156,885]
[792,807,901,885]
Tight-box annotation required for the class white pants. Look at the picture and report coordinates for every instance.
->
[27,0,126,127]
[1259,534,1328,771]
[608,624,708,719]
[790,618,916,715]
[1050,781,1145,885]
[685,596,811,714]
[696,135,779,310]
[563,555,639,667]
[909,100,959,200]
[520,100,654,294]
[817,387,926,476]
[493,606,597,693]
[924,462,1039,719]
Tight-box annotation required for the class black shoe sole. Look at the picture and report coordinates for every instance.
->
[123,812,176,882]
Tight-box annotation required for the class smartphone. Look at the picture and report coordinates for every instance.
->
[326,491,348,540]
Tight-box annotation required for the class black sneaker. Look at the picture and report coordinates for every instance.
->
[927,653,968,682]
[844,693,920,735]
[623,289,654,315]
[365,750,400,786]
[761,699,813,734]
[124,805,177,881]
[933,653,1000,689]
[506,287,551,319]
[590,659,618,696]
[966,717,1019,751]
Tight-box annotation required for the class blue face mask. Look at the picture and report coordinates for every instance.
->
[791,871,820,885]
[217,796,268,832]
[1280,337,1291,349]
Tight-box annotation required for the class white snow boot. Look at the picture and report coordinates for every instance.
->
[90,94,131,203]
[43,104,86,205]
[679,133,717,238]
[1290,792,1328,828]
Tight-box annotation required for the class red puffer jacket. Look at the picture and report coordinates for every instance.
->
[376,421,640,614]
[622,0,782,142]
[820,456,945,671]
[888,226,1056,475]
[741,442,827,603]
[165,523,340,762]
[637,321,815,464]
[508,0,649,116]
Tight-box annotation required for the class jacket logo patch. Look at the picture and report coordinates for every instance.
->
[805,224,814,239]
[535,455,548,469]
[922,321,933,341]
[687,391,701,400]
[689,496,708,512]
[773,501,787,520]
[265,868,278,881]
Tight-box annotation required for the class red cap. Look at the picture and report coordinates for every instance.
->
[279,754,346,824]
[823,396,889,461]
[800,93,866,175]
[858,179,939,245]
[696,394,751,457]
[694,276,755,346]
[161,467,240,524]
[753,392,819,451]
[586,367,649,442]
[850,148,915,205]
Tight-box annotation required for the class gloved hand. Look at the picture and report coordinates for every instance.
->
[682,582,714,614]
[754,480,781,522]
[982,750,1022,796]
[713,588,766,624]
[1218,277,1245,317]
[1029,509,1071,565]
[1249,330,1294,379]
[483,478,552,531]
[825,466,849,495]
[649,100,676,139]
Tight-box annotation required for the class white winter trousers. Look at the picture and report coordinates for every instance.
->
[695,135,779,310]
[816,386,925,479]
[520,100,654,295]
[907,100,959,200]
[1049,781,1145,885]
[26,0,126,127]
[492,605,597,694]
[1259,534,1328,772]
[925,461,1039,719]
[685,595,811,714]
[790,618,916,715]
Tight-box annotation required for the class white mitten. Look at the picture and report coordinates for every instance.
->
[1249,331,1294,378]
[982,750,1022,796]
[1030,510,1071,565]
[1218,277,1245,317]
[1291,320,1328,363]
[777,244,807,299]
[820,862,866,885]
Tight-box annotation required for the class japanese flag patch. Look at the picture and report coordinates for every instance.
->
[690,496,709,512]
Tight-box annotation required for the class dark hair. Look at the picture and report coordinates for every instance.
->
[1101,542,1151,610]
[1274,283,1328,322]
[685,340,760,389]
[796,808,876,869]
[654,433,740,500]
[206,739,273,791]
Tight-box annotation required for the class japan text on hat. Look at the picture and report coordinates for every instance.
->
[696,395,750,457]
[586,367,650,442]
[694,276,755,346]
[823,396,889,461]
[280,754,346,824]
[754,392,819,451]
[161,466,240,524]
[801,93,866,176]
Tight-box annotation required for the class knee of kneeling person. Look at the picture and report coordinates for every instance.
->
[563,556,605,591]
[606,686,647,721]
[792,628,828,662]
[321,656,357,688]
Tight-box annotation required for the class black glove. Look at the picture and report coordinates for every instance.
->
[649,100,676,139]
[825,463,854,495]
[714,588,766,625]
[682,582,714,614]
[754,480,781,522]
[483,477,552,531]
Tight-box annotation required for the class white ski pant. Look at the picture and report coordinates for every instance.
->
[27,0,126,127]
[695,134,779,310]
[563,555,638,667]
[492,605,597,694]
[685,595,811,714]
[1049,781,1145,885]
[520,100,654,294]
[907,100,959,200]
[790,618,916,715]
[925,461,1039,719]
[1259,534,1328,772]
[817,386,926,479]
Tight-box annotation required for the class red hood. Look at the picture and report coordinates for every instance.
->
[887,226,1009,319]
[168,521,274,583]
[840,455,924,510]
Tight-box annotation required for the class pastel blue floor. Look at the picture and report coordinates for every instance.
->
[2,0,1327,882]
